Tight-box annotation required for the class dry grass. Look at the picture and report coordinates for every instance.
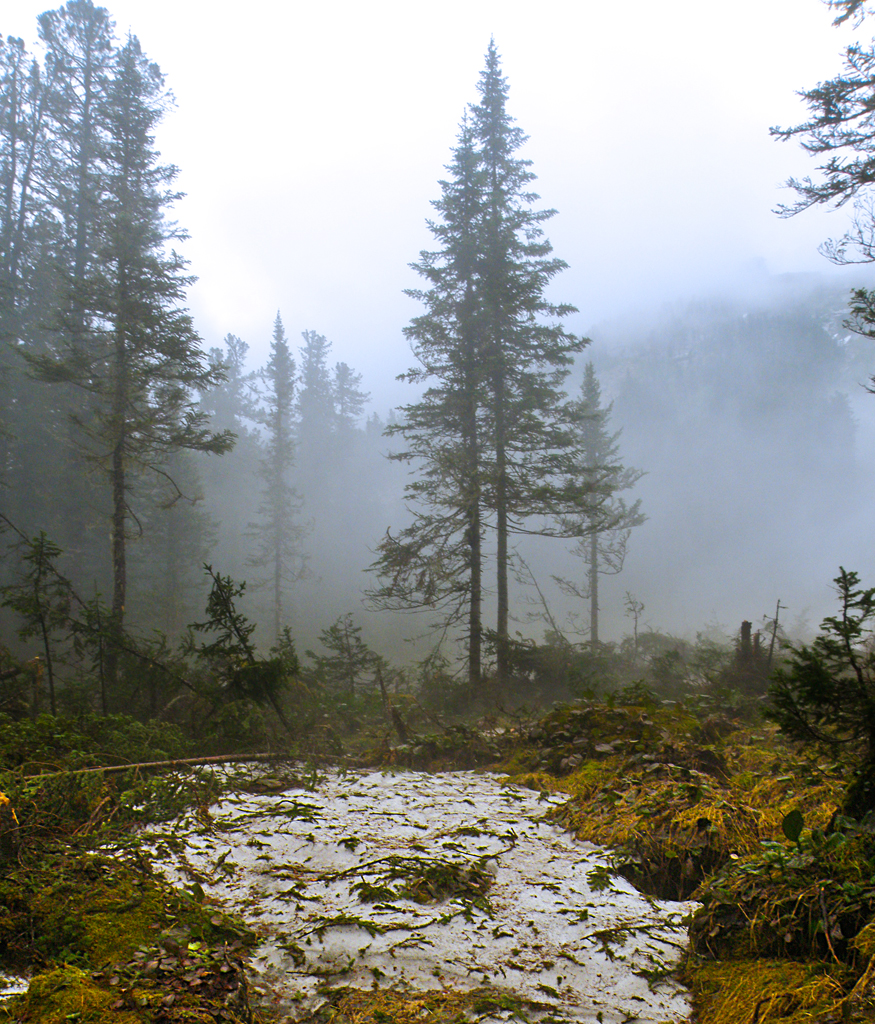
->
[684,959,847,1024]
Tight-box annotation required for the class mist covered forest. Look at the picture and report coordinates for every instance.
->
[2,0,875,722]
[14,4,875,1024]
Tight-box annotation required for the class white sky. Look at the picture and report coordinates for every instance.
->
[3,0,865,404]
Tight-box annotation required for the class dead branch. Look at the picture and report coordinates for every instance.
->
[24,751,361,779]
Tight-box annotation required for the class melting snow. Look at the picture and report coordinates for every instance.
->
[145,768,694,1024]
[0,975,28,1000]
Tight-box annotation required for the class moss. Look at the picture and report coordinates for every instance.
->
[499,769,561,794]
[560,756,627,799]
[2,941,256,1024]
[852,920,875,961]
[79,871,166,968]
[685,959,847,1024]
[492,748,540,775]
[0,847,252,973]
[547,762,734,898]
[0,852,167,968]
[0,966,141,1024]
[311,986,546,1024]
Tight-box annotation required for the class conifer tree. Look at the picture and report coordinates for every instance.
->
[554,362,644,647]
[472,41,584,679]
[306,612,383,697]
[0,30,72,551]
[37,0,116,293]
[371,42,586,686]
[202,333,257,433]
[369,117,488,685]
[332,361,369,442]
[26,35,231,683]
[197,333,261,588]
[0,32,51,342]
[296,329,334,503]
[249,313,305,641]
[772,0,875,347]
[768,567,875,817]
[31,4,118,570]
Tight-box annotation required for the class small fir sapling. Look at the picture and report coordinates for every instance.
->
[766,568,875,818]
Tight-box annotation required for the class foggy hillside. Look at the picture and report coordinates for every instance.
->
[548,273,875,646]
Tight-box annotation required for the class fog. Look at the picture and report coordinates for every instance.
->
[546,271,875,643]
[5,0,875,666]
[3,0,863,390]
[184,267,875,664]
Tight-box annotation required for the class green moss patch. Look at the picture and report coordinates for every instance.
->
[0,848,253,972]
[1,940,256,1024]
[0,852,159,968]
[308,986,549,1024]
[0,966,141,1024]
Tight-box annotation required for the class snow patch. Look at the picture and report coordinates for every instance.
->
[145,768,694,1024]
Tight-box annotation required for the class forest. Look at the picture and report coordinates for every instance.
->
[3,0,875,1023]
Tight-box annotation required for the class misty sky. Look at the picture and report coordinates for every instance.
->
[4,0,870,402]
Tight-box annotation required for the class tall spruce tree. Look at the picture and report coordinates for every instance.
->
[369,117,488,685]
[249,313,305,642]
[0,32,51,344]
[197,333,261,587]
[296,329,334,505]
[36,2,118,576]
[333,361,369,443]
[38,0,115,295]
[26,34,231,684]
[472,41,584,680]
[553,362,644,647]
[0,29,74,554]
[330,360,370,505]
[202,333,256,434]
[371,42,587,687]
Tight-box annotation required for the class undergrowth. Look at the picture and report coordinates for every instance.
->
[3,685,875,1024]
[494,692,875,1023]
[0,710,267,1023]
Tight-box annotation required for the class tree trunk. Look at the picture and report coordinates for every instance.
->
[468,500,482,690]
[496,390,509,685]
[107,262,129,692]
[106,435,126,690]
[589,526,599,649]
[34,547,57,715]
[463,335,482,690]
[274,518,282,642]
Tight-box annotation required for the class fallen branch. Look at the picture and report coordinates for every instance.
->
[25,751,362,779]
